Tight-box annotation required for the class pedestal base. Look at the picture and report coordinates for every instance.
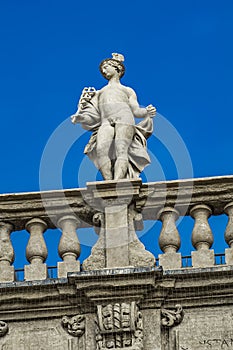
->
[159,252,182,270]
[0,265,14,282]
[25,263,47,281]
[191,249,214,268]
[225,247,233,265]
[57,261,80,278]
[83,179,155,270]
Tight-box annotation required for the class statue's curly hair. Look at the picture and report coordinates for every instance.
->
[99,58,125,79]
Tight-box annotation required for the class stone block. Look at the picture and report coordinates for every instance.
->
[0,264,14,282]
[191,249,214,268]
[159,252,182,270]
[57,260,80,278]
[105,204,130,268]
[24,263,47,281]
[225,247,233,265]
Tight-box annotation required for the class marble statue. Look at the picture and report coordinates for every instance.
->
[71,53,156,180]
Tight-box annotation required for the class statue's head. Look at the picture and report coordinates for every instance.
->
[0,321,8,337]
[99,53,125,80]
[62,315,85,337]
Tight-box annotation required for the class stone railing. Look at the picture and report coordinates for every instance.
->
[0,175,233,282]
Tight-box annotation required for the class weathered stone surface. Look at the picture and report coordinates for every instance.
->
[191,249,215,268]
[0,266,232,348]
[0,263,14,283]
[0,319,83,349]
[143,309,162,350]
[172,307,233,350]
[0,223,14,282]
[159,251,182,270]
[24,261,48,281]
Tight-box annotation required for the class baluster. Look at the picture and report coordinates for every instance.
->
[57,215,81,278]
[224,202,233,265]
[190,204,214,268]
[0,222,14,282]
[158,207,182,269]
[25,218,48,281]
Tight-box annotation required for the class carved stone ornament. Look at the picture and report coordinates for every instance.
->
[61,314,85,337]
[161,304,184,328]
[70,52,156,181]
[96,302,143,349]
[0,321,8,337]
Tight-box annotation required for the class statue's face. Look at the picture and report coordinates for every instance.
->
[102,305,113,330]
[101,63,118,79]
[121,303,131,329]
[68,315,85,336]
[0,321,8,336]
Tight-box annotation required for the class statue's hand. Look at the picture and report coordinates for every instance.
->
[146,104,156,117]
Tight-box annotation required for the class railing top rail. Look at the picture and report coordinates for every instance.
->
[0,175,233,229]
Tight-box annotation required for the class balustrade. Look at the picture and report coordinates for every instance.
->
[224,202,233,265]
[158,207,181,269]
[0,223,14,282]
[25,218,48,280]
[190,204,214,268]
[57,215,81,278]
[0,176,232,282]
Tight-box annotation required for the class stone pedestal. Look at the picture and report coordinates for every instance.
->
[159,251,182,270]
[58,260,80,278]
[25,261,48,281]
[83,179,155,270]
[225,248,233,265]
[105,204,130,267]
[0,262,14,282]
[191,249,215,268]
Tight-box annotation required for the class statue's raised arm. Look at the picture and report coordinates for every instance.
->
[70,53,156,180]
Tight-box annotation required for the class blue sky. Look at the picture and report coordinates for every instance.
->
[0,1,233,270]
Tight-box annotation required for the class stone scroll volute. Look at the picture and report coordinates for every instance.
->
[161,305,184,328]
